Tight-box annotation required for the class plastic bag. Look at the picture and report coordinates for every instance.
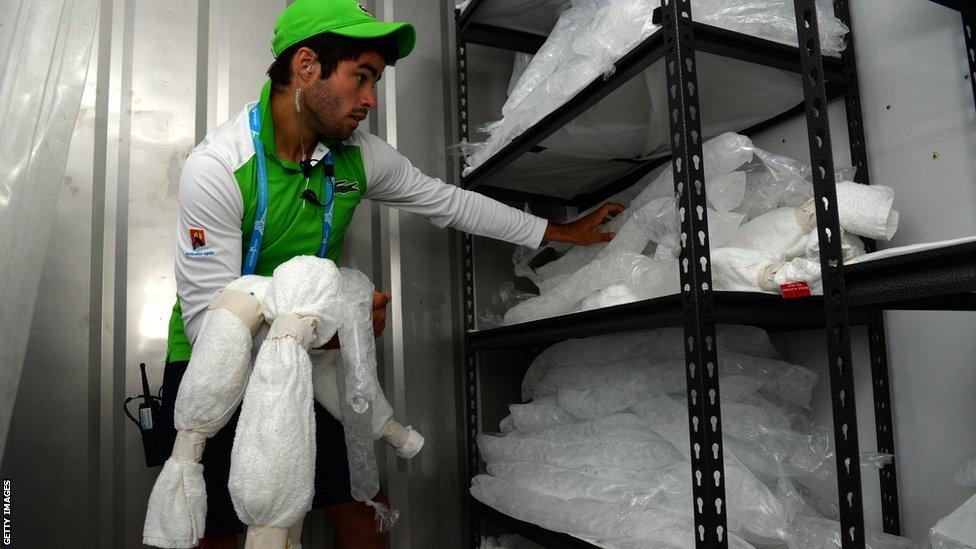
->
[930,493,976,549]
[508,52,535,97]
[503,252,679,325]
[471,474,756,549]
[726,207,813,261]
[480,281,537,329]
[784,515,913,549]
[631,395,790,540]
[697,0,849,56]
[478,431,683,472]
[508,397,580,432]
[521,325,779,401]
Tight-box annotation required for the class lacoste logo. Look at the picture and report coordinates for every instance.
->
[334,179,360,194]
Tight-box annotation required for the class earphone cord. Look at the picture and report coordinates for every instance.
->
[296,88,312,200]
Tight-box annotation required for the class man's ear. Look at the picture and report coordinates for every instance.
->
[292,47,319,85]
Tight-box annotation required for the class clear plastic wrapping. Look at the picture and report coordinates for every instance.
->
[698,0,848,55]
[459,1,848,172]
[471,474,756,549]
[785,515,913,549]
[503,252,679,325]
[521,325,778,401]
[508,398,580,432]
[930,492,976,549]
[337,268,381,413]
[474,325,923,546]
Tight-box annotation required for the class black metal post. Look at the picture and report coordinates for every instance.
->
[868,311,901,534]
[961,3,976,115]
[455,34,482,549]
[833,0,902,534]
[661,1,729,546]
[794,2,865,547]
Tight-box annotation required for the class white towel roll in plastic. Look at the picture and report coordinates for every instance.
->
[335,268,400,529]
[833,181,899,240]
[143,275,270,549]
[725,207,811,261]
[311,349,424,459]
[711,247,779,292]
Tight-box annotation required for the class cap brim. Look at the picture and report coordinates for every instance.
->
[329,20,416,61]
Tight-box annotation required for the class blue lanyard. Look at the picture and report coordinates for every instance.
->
[242,104,334,275]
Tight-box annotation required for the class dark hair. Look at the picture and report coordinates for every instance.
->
[267,32,398,91]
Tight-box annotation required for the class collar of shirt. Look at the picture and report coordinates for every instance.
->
[258,79,333,172]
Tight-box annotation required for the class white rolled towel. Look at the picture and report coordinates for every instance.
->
[229,257,342,540]
[143,275,270,548]
[834,181,899,241]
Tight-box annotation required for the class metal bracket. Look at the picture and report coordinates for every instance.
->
[794,2,865,547]
[661,1,729,546]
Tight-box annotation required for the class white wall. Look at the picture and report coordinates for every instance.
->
[750,0,976,538]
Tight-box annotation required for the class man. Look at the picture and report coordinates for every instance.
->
[161,0,623,547]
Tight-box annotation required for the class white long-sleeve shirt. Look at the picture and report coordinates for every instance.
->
[174,103,547,345]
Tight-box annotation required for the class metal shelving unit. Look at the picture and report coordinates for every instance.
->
[452,1,976,547]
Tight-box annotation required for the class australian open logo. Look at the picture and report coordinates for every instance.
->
[334,179,360,195]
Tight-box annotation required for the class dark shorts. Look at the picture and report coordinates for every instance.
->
[159,360,354,537]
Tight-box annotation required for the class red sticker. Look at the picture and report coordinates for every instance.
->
[780,281,811,299]
[189,228,207,249]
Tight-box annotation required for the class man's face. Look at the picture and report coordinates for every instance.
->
[304,51,386,141]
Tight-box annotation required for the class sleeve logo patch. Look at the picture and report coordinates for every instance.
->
[189,228,207,249]
[334,179,360,195]
[185,227,215,257]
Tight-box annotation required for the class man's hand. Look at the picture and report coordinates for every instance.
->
[372,290,391,338]
[543,202,625,246]
[321,290,392,349]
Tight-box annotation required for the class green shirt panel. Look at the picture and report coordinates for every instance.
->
[166,81,368,363]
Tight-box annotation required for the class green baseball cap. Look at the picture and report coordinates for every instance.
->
[272,0,416,61]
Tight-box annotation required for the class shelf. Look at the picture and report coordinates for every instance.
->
[470,292,845,351]
[460,21,847,203]
[474,499,601,549]
[468,243,976,351]
[844,240,976,308]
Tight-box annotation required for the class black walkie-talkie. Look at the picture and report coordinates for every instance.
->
[123,363,165,467]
